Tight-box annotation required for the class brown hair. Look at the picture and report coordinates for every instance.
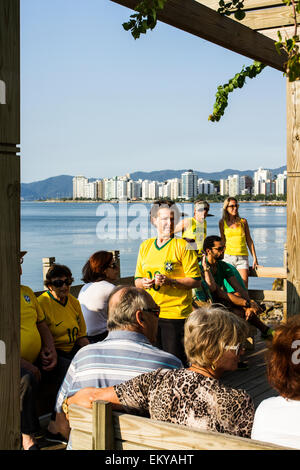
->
[81,251,113,283]
[44,264,74,288]
[267,315,300,399]
[222,197,241,223]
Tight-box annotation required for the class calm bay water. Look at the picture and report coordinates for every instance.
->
[21,201,287,292]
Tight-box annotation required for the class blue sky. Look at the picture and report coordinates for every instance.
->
[20,0,286,183]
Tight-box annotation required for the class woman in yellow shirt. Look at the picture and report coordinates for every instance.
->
[219,197,259,288]
[38,263,89,442]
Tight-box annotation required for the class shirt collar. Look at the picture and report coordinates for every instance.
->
[105,329,151,345]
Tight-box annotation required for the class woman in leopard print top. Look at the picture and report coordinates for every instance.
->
[67,306,254,438]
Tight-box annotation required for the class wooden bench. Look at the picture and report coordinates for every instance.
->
[68,400,291,450]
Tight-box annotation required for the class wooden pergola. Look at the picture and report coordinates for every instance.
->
[0,0,299,450]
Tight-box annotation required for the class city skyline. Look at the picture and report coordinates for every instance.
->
[21,1,286,184]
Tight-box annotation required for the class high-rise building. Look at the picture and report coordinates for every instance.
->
[197,178,215,195]
[275,171,287,196]
[220,179,229,196]
[228,174,240,197]
[73,176,88,199]
[254,168,272,195]
[181,170,198,199]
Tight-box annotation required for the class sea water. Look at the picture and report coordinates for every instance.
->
[21,201,287,292]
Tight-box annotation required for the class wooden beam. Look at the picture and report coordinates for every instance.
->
[239,6,300,31]
[0,0,20,450]
[110,0,287,71]
[286,79,300,316]
[199,0,284,9]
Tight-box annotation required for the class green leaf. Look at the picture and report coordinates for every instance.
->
[234,9,246,20]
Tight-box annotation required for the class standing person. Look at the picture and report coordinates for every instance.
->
[37,263,89,442]
[251,315,300,449]
[134,200,202,364]
[174,200,211,256]
[20,251,57,450]
[219,197,259,288]
[78,251,119,343]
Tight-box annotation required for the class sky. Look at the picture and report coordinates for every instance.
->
[20,0,286,183]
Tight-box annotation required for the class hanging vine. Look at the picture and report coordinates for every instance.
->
[122,0,300,120]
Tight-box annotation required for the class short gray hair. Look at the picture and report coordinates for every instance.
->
[184,305,249,368]
[107,286,150,330]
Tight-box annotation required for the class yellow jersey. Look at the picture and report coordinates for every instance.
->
[182,217,207,253]
[21,285,45,363]
[224,219,248,256]
[135,237,201,319]
[38,291,87,353]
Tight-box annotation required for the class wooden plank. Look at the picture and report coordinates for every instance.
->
[93,401,115,450]
[112,411,288,450]
[286,79,300,316]
[258,25,296,41]
[0,154,20,450]
[110,0,287,71]
[0,0,20,144]
[238,6,300,30]
[199,0,284,11]
[249,289,286,302]
[249,266,287,278]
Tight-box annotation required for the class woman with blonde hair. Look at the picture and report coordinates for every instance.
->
[219,197,259,288]
[65,306,255,438]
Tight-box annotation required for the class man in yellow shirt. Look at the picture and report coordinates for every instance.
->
[20,251,57,450]
[174,201,210,256]
[135,200,201,364]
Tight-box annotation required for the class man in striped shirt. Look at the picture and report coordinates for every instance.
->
[54,286,182,449]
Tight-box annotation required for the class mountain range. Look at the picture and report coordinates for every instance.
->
[21,166,287,201]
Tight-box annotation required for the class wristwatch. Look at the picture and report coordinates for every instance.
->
[62,398,69,416]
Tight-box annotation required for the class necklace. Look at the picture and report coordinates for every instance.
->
[189,364,217,379]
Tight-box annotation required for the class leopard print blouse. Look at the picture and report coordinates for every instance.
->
[114,368,254,438]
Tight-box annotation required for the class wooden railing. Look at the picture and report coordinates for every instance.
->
[37,251,288,321]
[68,400,291,450]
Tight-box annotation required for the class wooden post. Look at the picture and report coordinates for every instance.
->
[92,401,115,450]
[0,0,20,450]
[42,257,56,285]
[286,80,300,317]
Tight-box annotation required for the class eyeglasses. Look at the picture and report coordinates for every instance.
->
[213,246,225,252]
[142,307,160,318]
[196,208,209,213]
[51,278,72,288]
[228,204,238,208]
[225,344,243,355]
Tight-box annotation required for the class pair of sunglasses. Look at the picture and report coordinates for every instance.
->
[51,278,72,288]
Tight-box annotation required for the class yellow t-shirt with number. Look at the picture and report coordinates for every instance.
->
[21,285,45,363]
[135,238,201,319]
[37,291,87,353]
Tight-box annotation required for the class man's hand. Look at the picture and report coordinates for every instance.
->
[141,278,155,289]
[67,387,99,410]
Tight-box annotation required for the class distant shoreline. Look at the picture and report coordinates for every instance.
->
[21,199,287,206]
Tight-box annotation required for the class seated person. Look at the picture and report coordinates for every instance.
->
[65,306,255,439]
[20,251,57,450]
[251,315,300,449]
[37,263,89,442]
[194,236,273,339]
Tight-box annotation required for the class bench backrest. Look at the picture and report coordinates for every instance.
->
[68,400,290,451]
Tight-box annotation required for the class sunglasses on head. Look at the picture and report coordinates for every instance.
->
[51,278,72,288]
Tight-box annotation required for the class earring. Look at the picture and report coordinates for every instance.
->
[211,364,216,371]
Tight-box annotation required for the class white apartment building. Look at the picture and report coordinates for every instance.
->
[220,179,229,196]
[149,181,159,200]
[228,174,240,197]
[254,167,273,195]
[181,170,198,199]
[169,178,182,199]
[275,171,287,196]
[73,176,88,199]
[142,180,150,200]
[197,178,215,195]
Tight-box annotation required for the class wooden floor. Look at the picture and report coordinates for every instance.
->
[221,333,277,409]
